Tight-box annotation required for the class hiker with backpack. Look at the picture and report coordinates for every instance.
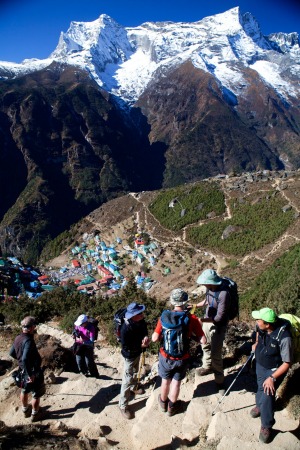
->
[73,314,99,378]
[250,307,293,444]
[196,269,236,394]
[152,288,206,416]
[9,316,45,422]
[119,302,149,420]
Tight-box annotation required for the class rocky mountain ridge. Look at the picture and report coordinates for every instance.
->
[1,8,299,104]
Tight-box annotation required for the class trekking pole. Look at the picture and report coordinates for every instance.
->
[135,350,146,390]
[211,353,254,416]
[190,304,197,314]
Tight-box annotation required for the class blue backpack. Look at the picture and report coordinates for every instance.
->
[160,310,190,358]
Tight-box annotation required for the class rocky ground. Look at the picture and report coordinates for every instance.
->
[0,323,299,449]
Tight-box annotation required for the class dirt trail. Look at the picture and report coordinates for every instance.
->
[0,325,298,449]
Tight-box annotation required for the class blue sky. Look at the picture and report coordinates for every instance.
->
[1,0,299,63]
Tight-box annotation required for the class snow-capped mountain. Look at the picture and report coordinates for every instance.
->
[0,7,299,104]
[0,7,300,261]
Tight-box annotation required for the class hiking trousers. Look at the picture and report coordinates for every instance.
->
[256,362,284,429]
[201,322,226,384]
[119,355,140,409]
[75,345,99,378]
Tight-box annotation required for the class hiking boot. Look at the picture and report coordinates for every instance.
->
[119,407,133,420]
[167,400,183,417]
[131,387,145,395]
[259,427,272,444]
[22,407,31,418]
[30,410,42,423]
[158,394,168,412]
[250,406,261,418]
[216,383,226,396]
[197,368,212,376]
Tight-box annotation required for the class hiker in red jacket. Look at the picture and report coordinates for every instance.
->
[152,288,206,416]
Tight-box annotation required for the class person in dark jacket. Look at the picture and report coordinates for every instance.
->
[9,316,45,422]
[119,302,149,420]
[251,307,292,444]
[196,269,230,394]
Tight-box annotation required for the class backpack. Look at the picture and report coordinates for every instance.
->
[209,277,239,320]
[278,314,300,363]
[88,317,100,341]
[160,310,190,358]
[113,307,127,343]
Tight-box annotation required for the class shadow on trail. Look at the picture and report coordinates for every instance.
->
[45,383,121,420]
[194,370,257,399]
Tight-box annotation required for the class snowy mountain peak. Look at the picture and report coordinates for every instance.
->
[50,14,133,68]
[268,31,300,53]
[0,8,299,104]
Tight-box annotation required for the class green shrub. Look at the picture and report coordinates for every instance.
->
[240,243,300,317]
[186,192,295,256]
[149,182,225,231]
[0,279,167,350]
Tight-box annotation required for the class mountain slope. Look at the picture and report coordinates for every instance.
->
[0,7,299,261]
[0,64,164,262]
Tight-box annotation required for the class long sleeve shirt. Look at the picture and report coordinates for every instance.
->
[121,319,148,359]
[74,323,95,347]
[205,289,230,326]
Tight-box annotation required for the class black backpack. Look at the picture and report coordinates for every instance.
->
[160,310,190,358]
[88,317,100,341]
[208,277,239,320]
[113,307,127,343]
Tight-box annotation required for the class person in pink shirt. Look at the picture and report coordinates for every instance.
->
[73,314,99,378]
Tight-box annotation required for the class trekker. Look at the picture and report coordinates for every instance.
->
[251,307,292,444]
[152,289,206,416]
[196,269,231,394]
[9,316,45,422]
[73,314,99,378]
[119,302,149,420]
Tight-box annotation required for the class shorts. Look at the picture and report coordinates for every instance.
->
[21,370,46,398]
[22,381,46,398]
[158,352,188,381]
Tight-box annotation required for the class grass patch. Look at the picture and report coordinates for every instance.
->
[149,182,225,231]
[186,192,295,256]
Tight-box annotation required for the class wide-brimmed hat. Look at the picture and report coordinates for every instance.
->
[170,288,189,306]
[196,269,222,285]
[252,308,277,323]
[74,314,88,327]
[125,302,145,319]
[21,316,36,328]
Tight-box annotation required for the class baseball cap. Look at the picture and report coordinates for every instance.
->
[74,314,88,326]
[252,308,277,323]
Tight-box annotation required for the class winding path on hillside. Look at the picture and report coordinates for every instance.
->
[130,175,300,275]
